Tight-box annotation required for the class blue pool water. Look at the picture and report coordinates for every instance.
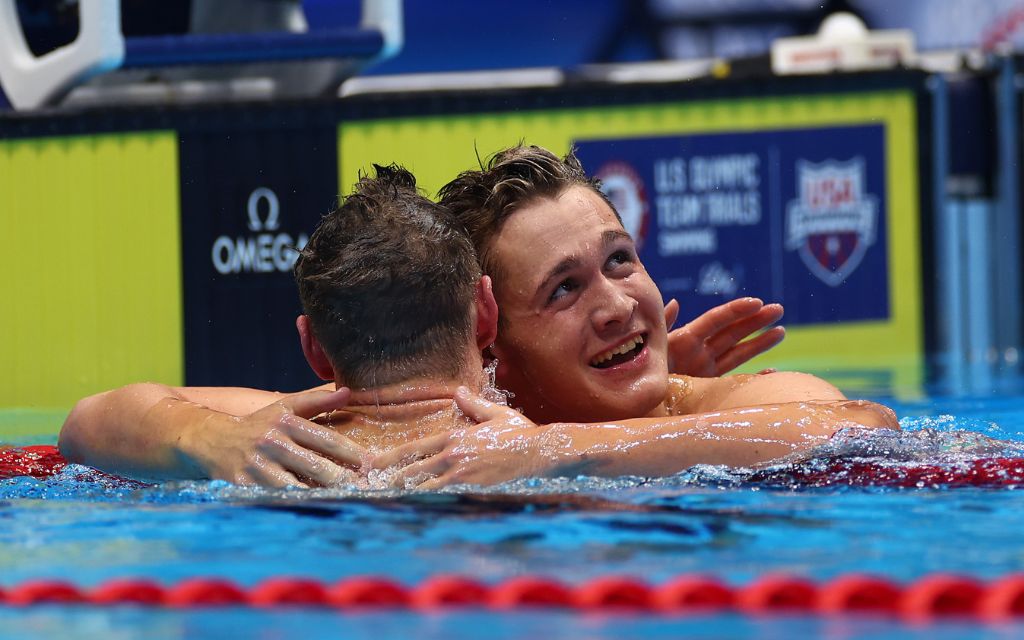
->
[4,391,1024,638]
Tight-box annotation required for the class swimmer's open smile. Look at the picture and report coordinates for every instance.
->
[590,333,647,369]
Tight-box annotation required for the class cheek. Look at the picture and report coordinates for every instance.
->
[630,276,665,317]
[501,325,581,382]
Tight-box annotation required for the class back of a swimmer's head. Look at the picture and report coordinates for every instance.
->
[294,164,480,388]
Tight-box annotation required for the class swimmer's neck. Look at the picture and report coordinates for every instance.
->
[327,373,484,449]
[338,370,486,411]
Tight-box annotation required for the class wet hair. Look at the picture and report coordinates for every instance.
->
[294,164,480,388]
[437,144,619,285]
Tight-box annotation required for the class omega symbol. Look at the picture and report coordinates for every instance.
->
[211,186,307,275]
[247,187,280,232]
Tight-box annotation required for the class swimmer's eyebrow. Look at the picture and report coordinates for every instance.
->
[602,228,633,245]
[535,228,635,297]
[536,256,582,297]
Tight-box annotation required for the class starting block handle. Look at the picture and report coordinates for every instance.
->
[0,0,124,110]
[360,0,403,62]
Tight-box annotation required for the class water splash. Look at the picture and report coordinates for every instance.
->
[480,358,513,406]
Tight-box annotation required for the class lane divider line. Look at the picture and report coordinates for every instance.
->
[9,446,1024,488]
[2,574,1024,620]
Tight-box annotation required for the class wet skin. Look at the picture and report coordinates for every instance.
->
[488,185,672,424]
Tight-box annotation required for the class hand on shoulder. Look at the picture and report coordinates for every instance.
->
[177,387,369,487]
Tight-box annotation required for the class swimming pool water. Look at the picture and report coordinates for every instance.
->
[3,391,1024,638]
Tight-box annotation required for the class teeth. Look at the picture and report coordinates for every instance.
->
[591,335,644,366]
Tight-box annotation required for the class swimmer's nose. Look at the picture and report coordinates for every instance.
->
[591,279,637,333]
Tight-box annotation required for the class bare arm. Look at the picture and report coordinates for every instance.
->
[59,383,285,475]
[374,386,897,488]
[59,382,364,486]
[538,399,895,477]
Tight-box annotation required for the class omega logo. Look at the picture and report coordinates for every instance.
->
[211,187,309,275]
[246,187,280,232]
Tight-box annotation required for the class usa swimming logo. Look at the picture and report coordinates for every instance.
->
[785,158,878,287]
[596,161,650,249]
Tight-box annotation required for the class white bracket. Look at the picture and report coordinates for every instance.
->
[0,0,124,110]
[360,0,403,63]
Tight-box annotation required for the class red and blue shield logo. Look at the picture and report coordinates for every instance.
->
[785,158,878,287]
[596,161,650,250]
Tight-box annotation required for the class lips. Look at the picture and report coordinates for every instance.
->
[590,334,646,369]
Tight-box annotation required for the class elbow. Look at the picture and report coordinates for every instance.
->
[58,391,107,462]
[843,400,900,432]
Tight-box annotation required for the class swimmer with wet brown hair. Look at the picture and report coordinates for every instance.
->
[63,163,495,487]
[372,144,897,488]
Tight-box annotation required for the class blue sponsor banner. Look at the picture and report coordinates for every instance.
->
[179,127,338,390]
[574,125,889,326]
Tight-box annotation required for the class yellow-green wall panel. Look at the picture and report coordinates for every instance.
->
[0,132,183,414]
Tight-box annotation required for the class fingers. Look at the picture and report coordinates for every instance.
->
[388,454,453,489]
[712,326,786,375]
[416,473,459,491]
[283,416,368,468]
[685,297,766,338]
[663,298,680,330]
[278,387,352,420]
[454,386,511,424]
[263,436,353,487]
[238,461,309,489]
[705,304,784,356]
[256,469,309,489]
[371,431,452,470]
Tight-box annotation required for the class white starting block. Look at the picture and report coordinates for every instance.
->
[0,0,402,111]
[771,13,916,75]
[0,0,124,110]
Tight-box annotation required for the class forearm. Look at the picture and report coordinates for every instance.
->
[59,384,235,479]
[537,400,898,478]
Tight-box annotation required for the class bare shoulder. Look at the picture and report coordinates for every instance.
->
[665,374,746,413]
[175,384,330,416]
[741,371,846,402]
[680,371,846,412]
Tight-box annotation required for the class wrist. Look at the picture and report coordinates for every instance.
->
[169,402,238,480]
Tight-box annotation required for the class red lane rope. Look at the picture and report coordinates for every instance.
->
[2,573,1024,619]
[0,445,68,479]
[755,457,1024,487]
[7,445,1024,488]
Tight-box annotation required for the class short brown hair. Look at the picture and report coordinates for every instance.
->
[294,164,480,387]
[438,144,618,283]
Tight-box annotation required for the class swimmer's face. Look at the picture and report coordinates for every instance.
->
[488,185,669,423]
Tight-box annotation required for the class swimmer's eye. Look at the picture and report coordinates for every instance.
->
[548,278,578,303]
[606,249,635,271]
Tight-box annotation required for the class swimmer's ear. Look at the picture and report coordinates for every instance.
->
[474,275,499,351]
[296,315,335,381]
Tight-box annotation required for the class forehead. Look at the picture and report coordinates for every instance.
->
[490,186,625,285]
